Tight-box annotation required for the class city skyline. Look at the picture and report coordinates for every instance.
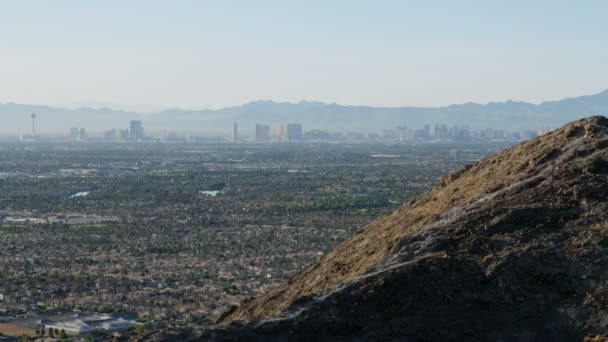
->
[3,87,608,137]
[30,118,539,143]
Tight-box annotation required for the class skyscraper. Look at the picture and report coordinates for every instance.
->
[70,127,79,141]
[130,120,143,141]
[275,124,285,141]
[119,129,129,140]
[104,129,117,141]
[31,113,36,137]
[286,123,303,140]
[233,123,238,143]
[423,124,431,137]
[79,128,87,141]
[255,124,270,141]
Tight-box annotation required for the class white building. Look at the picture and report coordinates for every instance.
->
[45,315,141,336]
[45,320,96,335]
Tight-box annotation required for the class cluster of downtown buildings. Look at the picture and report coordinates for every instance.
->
[238,123,303,142]
[395,124,539,142]
[70,120,145,142]
[15,112,546,144]
[238,122,537,143]
[54,120,541,144]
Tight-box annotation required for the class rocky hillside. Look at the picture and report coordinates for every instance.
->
[201,117,608,341]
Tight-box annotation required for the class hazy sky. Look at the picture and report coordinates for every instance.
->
[1,0,607,111]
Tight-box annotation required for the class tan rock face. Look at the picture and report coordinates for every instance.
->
[210,116,608,341]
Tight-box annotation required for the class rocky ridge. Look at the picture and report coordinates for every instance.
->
[202,117,608,341]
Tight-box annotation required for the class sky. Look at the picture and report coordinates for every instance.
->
[0,0,607,111]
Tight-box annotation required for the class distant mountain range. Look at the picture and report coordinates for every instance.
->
[2,90,608,135]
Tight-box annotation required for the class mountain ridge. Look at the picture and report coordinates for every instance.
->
[2,90,608,134]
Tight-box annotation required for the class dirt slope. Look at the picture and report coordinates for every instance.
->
[208,116,608,341]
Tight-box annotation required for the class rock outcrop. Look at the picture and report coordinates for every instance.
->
[207,117,608,341]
